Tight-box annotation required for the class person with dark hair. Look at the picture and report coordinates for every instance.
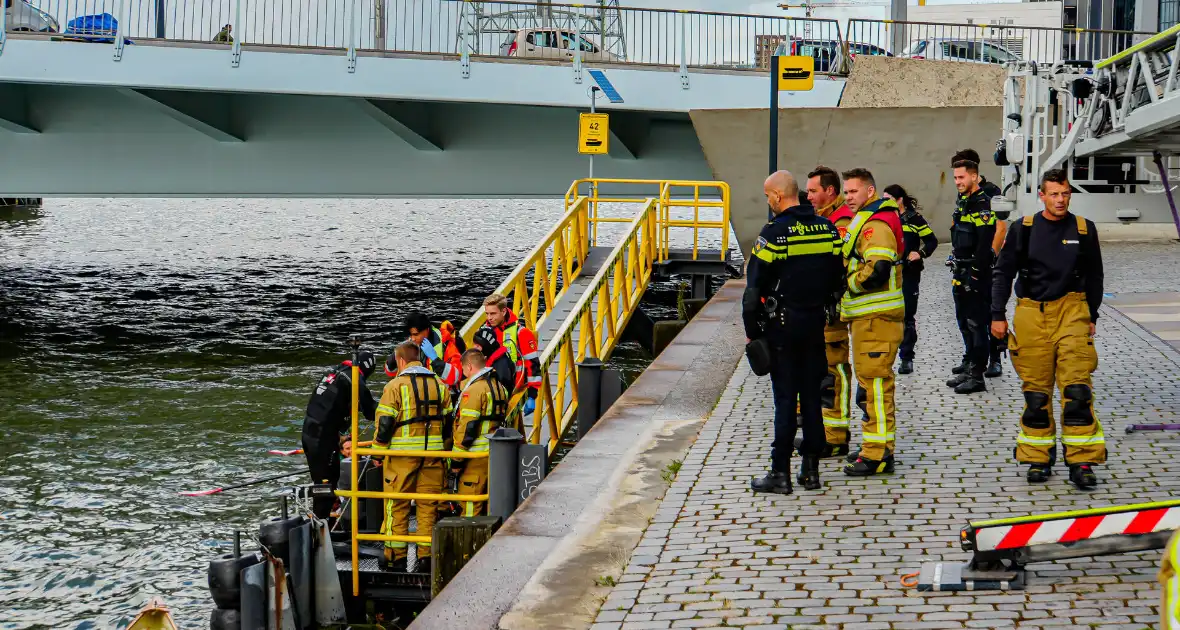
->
[301,350,378,519]
[883,184,938,374]
[837,168,905,476]
[389,312,465,390]
[946,159,996,394]
[805,165,856,456]
[991,168,1105,490]
[953,148,1002,197]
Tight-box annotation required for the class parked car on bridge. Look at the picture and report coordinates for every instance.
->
[4,0,59,32]
[500,28,620,62]
[899,38,1020,65]
[786,38,890,73]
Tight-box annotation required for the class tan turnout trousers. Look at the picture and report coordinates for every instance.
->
[850,316,903,462]
[1008,293,1106,465]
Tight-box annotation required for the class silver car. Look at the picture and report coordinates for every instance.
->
[4,0,59,32]
[500,28,619,62]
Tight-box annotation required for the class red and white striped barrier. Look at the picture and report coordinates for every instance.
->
[973,505,1180,552]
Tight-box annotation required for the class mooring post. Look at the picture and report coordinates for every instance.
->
[488,427,524,520]
[576,358,604,439]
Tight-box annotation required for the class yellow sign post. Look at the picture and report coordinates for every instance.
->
[578,113,609,155]
[776,55,815,92]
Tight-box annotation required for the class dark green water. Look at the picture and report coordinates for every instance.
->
[0,199,712,629]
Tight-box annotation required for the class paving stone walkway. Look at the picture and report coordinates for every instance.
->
[591,242,1180,630]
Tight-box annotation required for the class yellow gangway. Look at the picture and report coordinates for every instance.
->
[335,178,730,595]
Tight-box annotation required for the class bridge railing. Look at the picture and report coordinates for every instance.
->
[845,18,1152,67]
[21,0,844,73]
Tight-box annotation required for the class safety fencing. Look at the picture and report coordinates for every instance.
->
[14,0,845,73]
[845,18,1152,67]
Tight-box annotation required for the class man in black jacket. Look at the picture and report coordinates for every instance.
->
[991,168,1105,490]
[946,160,997,394]
[301,350,378,518]
[744,170,845,494]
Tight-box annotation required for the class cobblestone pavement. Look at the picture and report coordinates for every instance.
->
[590,243,1180,630]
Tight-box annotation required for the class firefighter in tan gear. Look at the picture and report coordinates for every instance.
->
[805,165,857,457]
[373,341,452,573]
[837,168,905,476]
[1163,528,1180,630]
[449,349,509,517]
[991,168,1105,490]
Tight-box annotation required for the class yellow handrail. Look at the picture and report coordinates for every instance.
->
[341,179,730,594]
[563,178,730,263]
[458,198,591,344]
[528,198,660,453]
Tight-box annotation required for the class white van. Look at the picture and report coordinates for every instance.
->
[900,38,1019,65]
[4,0,59,32]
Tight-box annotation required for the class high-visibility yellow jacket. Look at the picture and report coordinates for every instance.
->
[453,367,509,454]
[839,198,905,321]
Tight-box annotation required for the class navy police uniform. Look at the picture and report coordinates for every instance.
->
[948,188,997,389]
[898,209,939,363]
[743,205,844,491]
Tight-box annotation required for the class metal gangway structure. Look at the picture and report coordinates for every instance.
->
[996,23,1180,233]
[334,178,730,599]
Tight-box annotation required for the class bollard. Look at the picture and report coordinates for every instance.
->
[576,358,604,439]
[488,427,524,521]
[600,369,625,415]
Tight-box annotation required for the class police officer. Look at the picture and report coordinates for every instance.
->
[946,159,996,394]
[301,351,377,519]
[374,341,453,573]
[884,185,938,375]
[805,166,857,456]
[991,168,1105,490]
[449,349,509,516]
[837,168,906,476]
[744,170,844,494]
[949,149,1003,378]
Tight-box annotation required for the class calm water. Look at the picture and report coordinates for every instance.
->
[0,199,705,629]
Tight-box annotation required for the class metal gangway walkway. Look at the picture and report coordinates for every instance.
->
[335,178,730,596]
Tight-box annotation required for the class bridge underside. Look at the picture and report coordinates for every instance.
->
[0,83,712,198]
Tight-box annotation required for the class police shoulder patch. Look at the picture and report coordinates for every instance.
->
[752,236,768,254]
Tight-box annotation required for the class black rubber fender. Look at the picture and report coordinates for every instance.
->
[258,515,305,563]
[207,551,262,610]
[209,606,242,629]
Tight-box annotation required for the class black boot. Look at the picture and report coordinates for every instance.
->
[1026,464,1052,483]
[385,557,409,573]
[414,557,432,575]
[845,448,860,464]
[844,454,895,476]
[954,372,987,394]
[1069,464,1098,490]
[898,359,914,375]
[985,360,1002,378]
[751,469,792,495]
[799,456,822,491]
[951,356,969,374]
[946,367,972,388]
